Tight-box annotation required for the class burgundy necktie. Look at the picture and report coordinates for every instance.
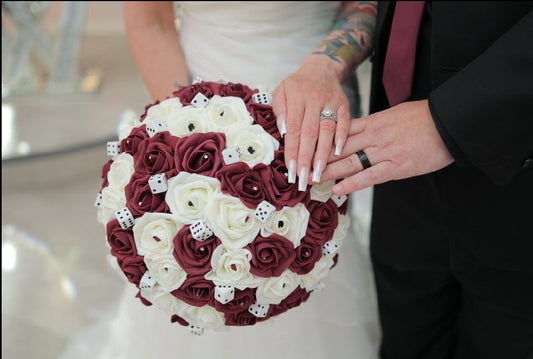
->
[382,1,426,107]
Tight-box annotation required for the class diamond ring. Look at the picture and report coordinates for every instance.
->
[319,108,337,122]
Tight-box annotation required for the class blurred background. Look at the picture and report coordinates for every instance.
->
[1,2,373,358]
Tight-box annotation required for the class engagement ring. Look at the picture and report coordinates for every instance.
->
[319,108,337,122]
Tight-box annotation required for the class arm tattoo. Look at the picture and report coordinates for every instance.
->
[313,1,377,72]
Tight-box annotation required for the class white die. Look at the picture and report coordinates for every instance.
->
[253,200,276,222]
[322,240,339,256]
[190,219,213,241]
[313,281,326,292]
[106,141,120,156]
[330,194,348,207]
[189,325,204,336]
[146,118,168,137]
[248,302,270,318]
[222,147,242,165]
[148,173,168,194]
[140,270,156,289]
[214,285,235,304]
[191,76,203,84]
[94,192,103,208]
[191,93,209,108]
[252,92,272,105]
[115,207,135,229]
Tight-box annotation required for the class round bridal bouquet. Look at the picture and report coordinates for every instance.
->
[95,80,350,335]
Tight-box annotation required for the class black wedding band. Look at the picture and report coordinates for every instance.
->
[356,150,372,169]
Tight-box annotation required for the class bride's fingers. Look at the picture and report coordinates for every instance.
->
[296,105,321,190]
[333,101,351,156]
[273,83,303,184]
[327,125,371,163]
[311,116,337,183]
[272,85,287,137]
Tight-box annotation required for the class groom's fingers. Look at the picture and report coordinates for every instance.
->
[331,161,393,195]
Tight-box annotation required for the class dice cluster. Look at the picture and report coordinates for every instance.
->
[96,80,350,334]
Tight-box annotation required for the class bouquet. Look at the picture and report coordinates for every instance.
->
[95,80,350,335]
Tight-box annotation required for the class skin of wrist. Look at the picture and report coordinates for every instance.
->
[300,54,347,82]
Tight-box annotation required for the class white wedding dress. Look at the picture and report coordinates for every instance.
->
[61,2,379,359]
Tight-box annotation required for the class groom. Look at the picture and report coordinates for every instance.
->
[323,2,533,358]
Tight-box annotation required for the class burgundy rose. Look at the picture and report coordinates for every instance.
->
[245,234,296,277]
[214,287,256,314]
[305,199,339,246]
[133,131,178,175]
[171,82,218,105]
[107,219,137,261]
[171,314,189,326]
[289,237,323,275]
[136,290,153,307]
[174,132,226,177]
[331,253,340,269]
[216,162,268,209]
[120,254,148,285]
[218,82,256,105]
[270,287,311,316]
[100,159,113,190]
[173,225,221,275]
[120,125,150,155]
[248,103,281,141]
[264,151,310,210]
[124,172,170,217]
[225,310,258,327]
[171,275,215,307]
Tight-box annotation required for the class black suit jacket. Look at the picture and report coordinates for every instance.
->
[370,1,533,185]
[369,2,533,271]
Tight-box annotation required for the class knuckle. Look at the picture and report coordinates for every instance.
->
[347,154,362,170]
[300,125,319,139]
[319,120,337,132]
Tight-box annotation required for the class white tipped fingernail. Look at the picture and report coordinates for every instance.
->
[312,160,323,183]
[277,114,287,137]
[288,160,296,183]
[335,139,344,156]
[298,167,309,191]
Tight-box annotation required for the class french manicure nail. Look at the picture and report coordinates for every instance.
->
[288,160,296,183]
[312,160,323,183]
[335,139,344,156]
[278,114,287,137]
[298,167,309,191]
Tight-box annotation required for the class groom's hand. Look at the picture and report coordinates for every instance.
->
[321,100,455,195]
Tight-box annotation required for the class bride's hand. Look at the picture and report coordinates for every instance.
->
[272,55,350,191]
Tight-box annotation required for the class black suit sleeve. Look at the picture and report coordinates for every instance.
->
[428,10,533,185]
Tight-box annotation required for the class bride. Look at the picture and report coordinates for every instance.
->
[64,2,380,358]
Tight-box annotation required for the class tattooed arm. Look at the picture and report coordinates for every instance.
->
[272,1,377,190]
[314,1,376,81]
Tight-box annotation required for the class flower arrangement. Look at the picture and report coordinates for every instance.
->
[95,80,350,335]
